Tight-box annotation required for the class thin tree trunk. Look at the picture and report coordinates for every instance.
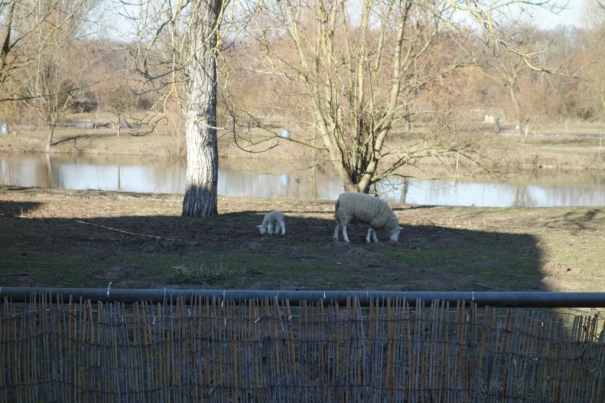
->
[400,177,409,204]
[181,0,222,218]
[94,98,99,131]
[356,156,380,194]
[46,124,55,152]
[523,124,529,142]
[356,177,372,193]
[508,87,523,136]
[311,150,318,200]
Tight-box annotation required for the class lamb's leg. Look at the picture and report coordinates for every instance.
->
[278,220,286,235]
[268,223,274,235]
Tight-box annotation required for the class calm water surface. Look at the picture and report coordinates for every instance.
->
[1,153,604,208]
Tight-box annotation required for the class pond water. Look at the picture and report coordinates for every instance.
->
[1,153,604,208]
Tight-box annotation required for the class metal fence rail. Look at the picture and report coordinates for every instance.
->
[3,287,605,307]
[1,292,605,403]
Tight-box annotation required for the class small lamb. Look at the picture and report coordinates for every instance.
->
[257,210,286,235]
[334,192,402,243]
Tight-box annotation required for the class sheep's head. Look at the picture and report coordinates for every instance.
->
[257,225,267,234]
[388,226,403,242]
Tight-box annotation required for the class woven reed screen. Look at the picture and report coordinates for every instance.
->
[1,294,604,403]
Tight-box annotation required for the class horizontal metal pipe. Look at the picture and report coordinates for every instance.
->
[2,287,605,308]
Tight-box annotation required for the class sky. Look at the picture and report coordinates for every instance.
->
[531,0,585,28]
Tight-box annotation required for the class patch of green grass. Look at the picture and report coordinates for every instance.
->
[169,261,244,286]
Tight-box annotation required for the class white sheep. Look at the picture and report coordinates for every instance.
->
[333,192,402,243]
[257,210,286,235]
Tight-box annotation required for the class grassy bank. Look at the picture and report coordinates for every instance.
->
[1,186,603,300]
[2,116,605,172]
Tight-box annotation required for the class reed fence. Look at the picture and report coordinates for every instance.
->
[1,293,604,403]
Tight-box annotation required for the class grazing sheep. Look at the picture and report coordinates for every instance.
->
[333,193,402,243]
[257,210,286,235]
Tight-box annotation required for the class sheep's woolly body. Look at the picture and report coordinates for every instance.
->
[257,210,286,235]
[334,193,401,243]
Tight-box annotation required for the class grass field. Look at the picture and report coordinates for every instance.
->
[1,187,603,303]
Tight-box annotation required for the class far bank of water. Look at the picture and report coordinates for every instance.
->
[1,153,604,208]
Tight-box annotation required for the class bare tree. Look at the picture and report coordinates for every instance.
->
[479,23,560,138]
[576,1,605,121]
[16,0,101,151]
[228,0,561,193]
[26,54,77,152]
[1,0,101,102]
[108,84,135,137]
[129,0,238,217]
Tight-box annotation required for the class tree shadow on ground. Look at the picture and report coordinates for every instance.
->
[558,208,603,232]
[0,200,43,217]
[0,204,545,295]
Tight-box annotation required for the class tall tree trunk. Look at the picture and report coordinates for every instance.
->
[44,153,55,188]
[182,0,222,218]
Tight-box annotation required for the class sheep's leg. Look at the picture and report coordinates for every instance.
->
[334,224,340,241]
[342,225,350,243]
[268,223,274,235]
[365,228,380,243]
[365,228,372,243]
[278,220,286,235]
